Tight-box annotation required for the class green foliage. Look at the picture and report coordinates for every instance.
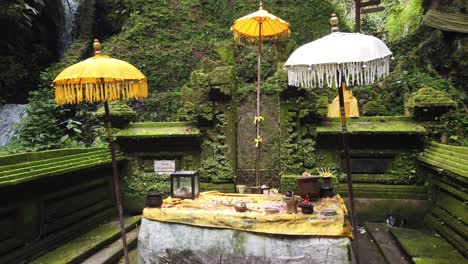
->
[235,47,277,82]
[385,0,423,42]
[385,153,418,184]
[362,100,388,116]
[426,111,468,146]
[14,89,66,151]
[354,25,465,117]
[0,0,63,102]
[405,87,456,108]
[179,71,213,123]
[13,87,104,152]
[280,106,317,174]
[121,161,170,196]
[280,175,300,194]
[96,0,130,37]
[98,0,347,121]
[199,113,234,183]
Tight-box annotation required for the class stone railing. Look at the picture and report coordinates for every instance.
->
[419,142,467,257]
[0,148,125,263]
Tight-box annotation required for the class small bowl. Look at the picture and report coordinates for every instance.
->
[301,203,314,214]
[234,202,247,212]
[145,192,164,208]
[321,208,337,216]
[264,207,279,214]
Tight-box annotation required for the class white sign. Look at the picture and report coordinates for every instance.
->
[154,160,176,174]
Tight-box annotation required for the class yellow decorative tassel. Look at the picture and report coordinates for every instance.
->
[253,115,264,124]
[254,136,263,147]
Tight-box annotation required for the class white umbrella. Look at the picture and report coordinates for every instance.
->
[284,14,393,263]
[285,32,392,88]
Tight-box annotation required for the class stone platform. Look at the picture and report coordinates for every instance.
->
[138,219,351,264]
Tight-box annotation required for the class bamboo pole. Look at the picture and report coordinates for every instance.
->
[104,101,130,264]
[255,11,263,188]
[337,81,360,264]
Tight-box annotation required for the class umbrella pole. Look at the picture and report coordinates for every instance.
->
[104,101,130,264]
[255,22,263,187]
[337,81,360,263]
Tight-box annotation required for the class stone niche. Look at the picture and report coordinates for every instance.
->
[115,122,201,213]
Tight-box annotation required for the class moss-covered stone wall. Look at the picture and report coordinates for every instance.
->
[0,148,118,263]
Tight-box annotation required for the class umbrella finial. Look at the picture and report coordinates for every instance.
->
[93,39,102,55]
[259,0,264,10]
[330,14,339,32]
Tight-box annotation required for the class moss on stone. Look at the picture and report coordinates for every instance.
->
[199,113,235,184]
[405,87,457,120]
[405,87,456,108]
[337,183,427,200]
[115,122,200,138]
[207,66,235,86]
[201,58,219,73]
[431,142,468,155]
[362,100,388,116]
[316,120,426,134]
[391,227,465,262]
[95,101,137,128]
[0,147,106,166]
[200,182,235,193]
[324,116,413,122]
[31,216,141,264]
[0,148,125,187]
[419,142,468,178]
[280,175,301,194]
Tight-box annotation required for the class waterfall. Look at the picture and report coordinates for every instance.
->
[61,0,80,56]
[0,104,27,147]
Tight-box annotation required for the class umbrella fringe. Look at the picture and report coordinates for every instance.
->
[233,30,290,45]
[54,80,148,105]
[286,56,391,88]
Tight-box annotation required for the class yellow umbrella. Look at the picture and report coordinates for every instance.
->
[231,1,290,187]
[51,39,147,264]
[53,44,147,105]
[231,7,290,39]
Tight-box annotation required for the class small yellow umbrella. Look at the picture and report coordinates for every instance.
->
[52,39,147,264]
[53,45,147,105]
[231,0,290,187]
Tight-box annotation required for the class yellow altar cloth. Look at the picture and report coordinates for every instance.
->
[142,191,352,238]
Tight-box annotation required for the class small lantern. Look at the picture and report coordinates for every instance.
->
[170,170,199,199]
[318,168,335,198]
[261,184,270,195]
[320,176,335,198]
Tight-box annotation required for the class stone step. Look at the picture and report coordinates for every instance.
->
[365,222,412,264]
[338,183,427,200]
[390,226,466,263]
[82,226,140,264]
[419,156,468,180]
[424,153,468,173]
[31,216,141,264]
[430,142,468,156]
[426,149,468,167]
[355,225,387,264]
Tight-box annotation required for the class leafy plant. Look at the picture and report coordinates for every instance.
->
[15,89,66,151]
[121,161,170,197]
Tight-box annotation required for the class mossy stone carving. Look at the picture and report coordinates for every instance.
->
[207,66,235,86]
[405,87,456,120]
